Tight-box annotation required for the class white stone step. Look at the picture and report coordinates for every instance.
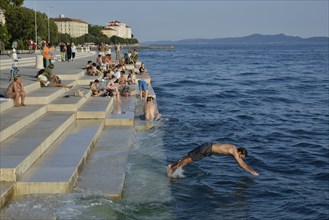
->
[0,99,14,113]
[15,119,104,195]
[106,96,137,126]
[76,126,136,199]
[47,85,91,112]
[0,57,36,70]
[0,105,47,142]
[25,87,67,105]
[135,73,151,85]
[0,80,41,113]
[0,112,75,181]
[77,96,113,119]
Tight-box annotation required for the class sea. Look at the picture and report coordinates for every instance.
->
[1,43,328,219]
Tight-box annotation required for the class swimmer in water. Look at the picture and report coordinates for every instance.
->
[167,143,259,178]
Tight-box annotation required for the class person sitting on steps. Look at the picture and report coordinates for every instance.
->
[6,75,26,107]
[139,62,147,74]
[90,79,101,96]
[36,66,72,89]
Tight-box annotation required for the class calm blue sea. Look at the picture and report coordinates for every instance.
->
[141,43,329,219]
[1,43,328,219]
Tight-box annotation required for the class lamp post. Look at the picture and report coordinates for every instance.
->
[47,6,53,43]
[34,0,37,46]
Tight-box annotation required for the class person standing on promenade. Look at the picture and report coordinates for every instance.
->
[71,43,76,61]
[131,48,138,66]
[104,44,110,55]
[32,41,37,53]
[42,42,53,68]
[96,54,104,68]
[115,44,120,61]
[12,40,18,49]
[167,143,259,178]
[66,43,72,61]
[60,42,67,62]
[6,75,26,107]
[28,39,33,54]
[105,54,113,69]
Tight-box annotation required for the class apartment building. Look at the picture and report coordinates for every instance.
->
[53,15,88,37]
[101,20,132,39]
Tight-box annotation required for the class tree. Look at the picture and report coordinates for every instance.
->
[5,7,35,47]
[49,18,58,44]
[58,33,72,44]
[88,24,104,37]
[0,24,11,49]
[4,7,52,48]
[0,0,24,10]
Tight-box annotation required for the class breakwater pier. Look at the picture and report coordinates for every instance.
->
[0,50,171,218]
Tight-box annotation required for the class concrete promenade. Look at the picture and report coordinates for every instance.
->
[0,50,158,209]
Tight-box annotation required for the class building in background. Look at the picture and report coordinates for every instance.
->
[53,15,88,37]
[101,20,132,39]
[102,27,116,38]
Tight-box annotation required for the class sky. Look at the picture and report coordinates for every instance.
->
[24,0,329,42]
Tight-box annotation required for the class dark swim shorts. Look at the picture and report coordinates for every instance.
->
[188,143,213,161]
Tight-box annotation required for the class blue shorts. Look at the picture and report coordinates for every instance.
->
[138,80,148,91]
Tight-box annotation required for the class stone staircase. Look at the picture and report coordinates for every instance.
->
[0,55,158,209]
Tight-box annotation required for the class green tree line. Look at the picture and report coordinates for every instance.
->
[0,3,138,50]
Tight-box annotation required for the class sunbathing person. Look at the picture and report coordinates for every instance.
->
[90,79,101,96]
[6,75,26,107]
[44,63,55,81]
[120,81,137,97]
[36,69,50,87]
[127,70,135,85]
[139,62,147,74]
[83,60,93,69]
[131,48,138,66]
[87,63,102,76]
[118,71,128,87]
[37,67,72,89]
[105,76,120,100]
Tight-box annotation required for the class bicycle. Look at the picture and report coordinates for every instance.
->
[9,58,19,81]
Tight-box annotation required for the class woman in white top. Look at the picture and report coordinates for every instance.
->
[71,43,76,61]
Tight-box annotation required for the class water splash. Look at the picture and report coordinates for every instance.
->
[170,167,186,179]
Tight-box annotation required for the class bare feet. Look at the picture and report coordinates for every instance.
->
[21,103,26,106]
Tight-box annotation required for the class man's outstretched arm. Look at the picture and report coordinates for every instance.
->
[233,153,259,176]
